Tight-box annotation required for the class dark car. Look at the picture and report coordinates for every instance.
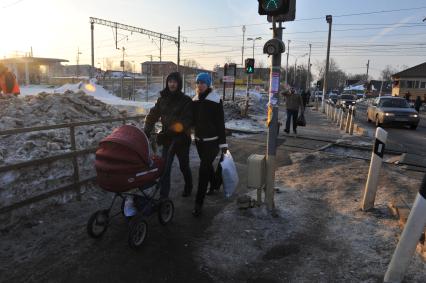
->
[327,94,338,105]
[367,97,420,129]
[337,94,357,109]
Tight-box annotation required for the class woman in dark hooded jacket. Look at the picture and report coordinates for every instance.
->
[191,72,227,216]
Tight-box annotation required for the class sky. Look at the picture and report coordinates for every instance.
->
[1,0,426,80]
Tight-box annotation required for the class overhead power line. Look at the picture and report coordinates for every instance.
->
[178,5,426,33]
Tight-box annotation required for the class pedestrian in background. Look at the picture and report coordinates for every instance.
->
[282,87,304,134]
[0,63,20,96]
[414,96,422,113]
[192,72,227,217]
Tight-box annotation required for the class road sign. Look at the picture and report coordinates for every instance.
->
[223,76,235,83]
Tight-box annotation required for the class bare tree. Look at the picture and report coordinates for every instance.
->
[182,59,200,69]
[347,73,367,82]
[315,58,347,91]
[380,65,398,81]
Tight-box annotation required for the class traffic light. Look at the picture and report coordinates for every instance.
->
[258,0,291,16]
[245,58,255,74]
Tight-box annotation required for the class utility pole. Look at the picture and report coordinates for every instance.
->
[322,15,333,111]
[76,48,82,79]
[241,25,246,66]
[307,43,312,90]
[159,35,162,62]
[91,21,94,78]
[366,59,370,80]
[177,26,180,72]
[121,47,125,99]
[265,19,284,211]
[293,58,297,86]
[247,37,262,92]
[285,40,290,86]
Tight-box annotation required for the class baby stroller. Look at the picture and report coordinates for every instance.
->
[87,125,175,249]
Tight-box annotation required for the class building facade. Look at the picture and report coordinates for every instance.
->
[392,62,426,101]
[0,57,69,85]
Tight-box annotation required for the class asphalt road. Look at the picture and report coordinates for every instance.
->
[354,103,426,162]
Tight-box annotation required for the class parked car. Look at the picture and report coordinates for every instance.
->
[337,94,357,109]
[367,97,420,129]
[327,94,338,105]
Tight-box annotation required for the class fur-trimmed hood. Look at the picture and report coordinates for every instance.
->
[192,90,221,103]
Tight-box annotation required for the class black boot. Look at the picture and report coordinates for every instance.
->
[192,203,202,217]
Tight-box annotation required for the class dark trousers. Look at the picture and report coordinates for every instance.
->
[285,109,299,131]
[195,140,219,206]
[160,137,192,198]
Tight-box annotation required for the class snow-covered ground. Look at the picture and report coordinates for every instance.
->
[20,81,155,113]
[197,151,426,282]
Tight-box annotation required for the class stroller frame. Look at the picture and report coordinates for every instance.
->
[87,139,177,249]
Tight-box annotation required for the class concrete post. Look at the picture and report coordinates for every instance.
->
[384,175,426,283]
[349,106,355,135]
[24,62,30,85]
[340,109,346,130]
[328,103,332,119]
[361,127,388,211]
[345,106,352,133]
[336,108,342,125]
[333,105,339,122]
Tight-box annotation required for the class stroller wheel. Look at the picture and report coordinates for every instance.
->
[128,214,148,249]
[87,210,109,238]
[158,199,174,225]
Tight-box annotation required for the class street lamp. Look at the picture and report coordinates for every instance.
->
[247,37,262,60]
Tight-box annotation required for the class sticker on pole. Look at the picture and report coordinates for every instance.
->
[270,72,280,94]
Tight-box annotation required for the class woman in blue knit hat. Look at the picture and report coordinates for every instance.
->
[192,72,227,216]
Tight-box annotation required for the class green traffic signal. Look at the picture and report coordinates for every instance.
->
[258,0,292,16]
[262,0,282,12]
[245,58,255,74]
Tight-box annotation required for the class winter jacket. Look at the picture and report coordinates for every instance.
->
[0,71,20,95]
[192,88,227,149]
[283,92,304,111]
[143,89,193,140]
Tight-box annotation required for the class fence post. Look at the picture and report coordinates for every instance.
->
[333,105,338,122]
[336,108,341,125]
[345,106,352,133]
[384,174,426,283]
[361,127,388,211]
[340,109,346,130]
[349,106,355,135]
[70,126,81,201]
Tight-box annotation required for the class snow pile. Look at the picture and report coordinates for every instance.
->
[222,94,268,133]
[197,151,425,282]
[0,91,126,130]
[54,81,155,112]
[0,92,142,213]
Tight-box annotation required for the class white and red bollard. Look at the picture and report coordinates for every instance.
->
[361,127,388,211]
[384,174,426,283]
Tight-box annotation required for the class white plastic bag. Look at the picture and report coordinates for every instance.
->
[221,150,239,198]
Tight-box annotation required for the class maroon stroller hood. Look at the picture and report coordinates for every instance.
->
[95,125,164,192]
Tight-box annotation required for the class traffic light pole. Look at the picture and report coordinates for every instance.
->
[265,19,283,211]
